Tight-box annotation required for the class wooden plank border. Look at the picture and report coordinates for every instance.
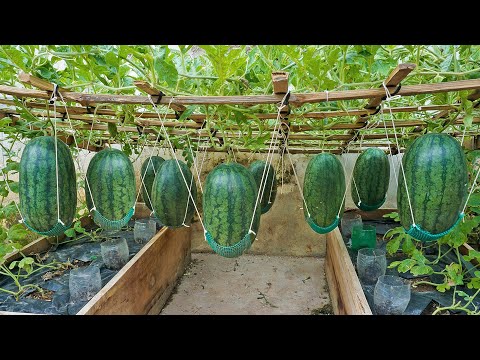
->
[325,227,372,315]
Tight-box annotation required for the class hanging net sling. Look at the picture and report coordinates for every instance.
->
[380,83,476,242]
[1,87,72,237]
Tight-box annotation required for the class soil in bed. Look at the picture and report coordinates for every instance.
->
[0,218,160,315]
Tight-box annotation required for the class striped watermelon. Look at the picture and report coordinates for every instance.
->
[397,133,468,236]
[351,148,390,211]
[19,136,77,233]
[203,163,261,247]
[140,156,165,210]
[303,153,346,228]
[86,148,136,223]
[151,159,197,227]
[249,160,277,214]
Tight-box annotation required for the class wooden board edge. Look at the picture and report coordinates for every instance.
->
[326,228,372,315]
[77,227,169,315]
[325,249,342,315]
[147,249,191,315]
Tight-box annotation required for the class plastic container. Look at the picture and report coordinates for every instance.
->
[357,248,386,285]
[134,219,157,244]
[69,266,102,302]
[374,275,411,315]
[351,224,376,250]
[101,237,129,270]
[341,212,362,239]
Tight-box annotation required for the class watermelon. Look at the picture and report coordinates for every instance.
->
[86,148,136,224]
[397,133,468,237]
[19,136,77,233]
[203,162,261,247]
[249,160,277,214]
[303,153,346,229]
[140,156,165,211]
[151,159,197,227]
[351,148,390,211]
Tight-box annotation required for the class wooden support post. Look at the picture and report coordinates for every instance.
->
[272,72,290,151]
[342,63,416,149]
[272,71,289,94]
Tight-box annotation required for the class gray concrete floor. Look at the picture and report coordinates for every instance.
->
[160,253,331,315]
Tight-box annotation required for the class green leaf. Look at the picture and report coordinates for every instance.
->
[402,236,416,255]
[8,182,18,194]
[73,220,86,233]
[464,114,473,128]
[64,228,76,238]
[386,236,401,255]
[437,283,450,293]
[9,260,18,269]
[177,107,195,122]
[105,51,119,68]
[154,57,178,88]
[7,224,28,242]
[397,259,416,273]
[410,264,433,276]
[108,122,118,138]
[0,227,7,242]
[383,212,400,222]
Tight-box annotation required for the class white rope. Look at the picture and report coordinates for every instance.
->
[248,93,289,233]
[51,92,64,226]
[284,142,312,216]
[338,143,356,217]
[461,124,467,146]
[462,160,480,214]
[148,95,207,232]
[133,98,175,216]
[380,106,400,186]
[382,82,416,226]
[192,124,208,194]
[56,90,99,213]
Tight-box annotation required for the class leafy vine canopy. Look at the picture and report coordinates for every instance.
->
[1,45,479,141]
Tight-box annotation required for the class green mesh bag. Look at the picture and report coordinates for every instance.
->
[204,230,253,258]
[23,219,71,237]
[405,212,464,242]
[306,215,340,234]
[92,207,135,231]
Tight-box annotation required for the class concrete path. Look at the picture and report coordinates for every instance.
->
[161,253,331,315]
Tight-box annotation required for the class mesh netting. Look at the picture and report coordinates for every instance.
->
[204,230,252,258]
[405,212,464,242]
[92,207,134,231]
[306,215,340,234]
[358,197,387,212]
[23,219,72,237]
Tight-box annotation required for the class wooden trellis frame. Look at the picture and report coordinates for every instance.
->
[1,66,480,154]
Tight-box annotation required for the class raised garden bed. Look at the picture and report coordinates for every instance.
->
[0,203,191,315]
[326,208,479,315]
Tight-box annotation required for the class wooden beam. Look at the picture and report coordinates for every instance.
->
[272,72,289,94]
[343,63,416,148]
[0,98,457,123]
[18,72,69,93]
[134,80,186,113]
[366,63,416,109]
[2,78,480,107]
